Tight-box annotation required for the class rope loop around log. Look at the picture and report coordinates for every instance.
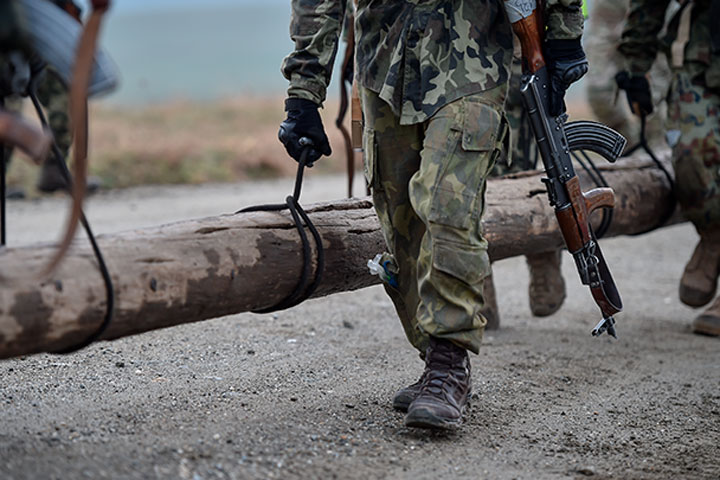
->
[238,146,325,313]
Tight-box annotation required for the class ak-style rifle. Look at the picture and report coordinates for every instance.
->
[502,0,625,337]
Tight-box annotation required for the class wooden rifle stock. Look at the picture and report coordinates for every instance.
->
[507,9,545,72]
[556,178,614,253]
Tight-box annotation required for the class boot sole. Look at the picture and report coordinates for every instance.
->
[394,391,471,414]
[692,315,720,337]
[679,285,715,308]
[530,294,567,317]
[404,409,461,429]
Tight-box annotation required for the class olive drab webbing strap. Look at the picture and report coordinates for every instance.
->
[43,1,109,275]
[337,8,355,198]
[671,1,693,68]
[350,0,363,157]
[351,79,362,150]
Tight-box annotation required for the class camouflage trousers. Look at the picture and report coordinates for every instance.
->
[666,69,720,232]
[361,86,508,354]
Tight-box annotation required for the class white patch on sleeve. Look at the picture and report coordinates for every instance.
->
[504,0,537,23]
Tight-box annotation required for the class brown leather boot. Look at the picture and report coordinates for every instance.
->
[527,250,566,317]
[481,273,500,330]
[404,337,471,429]
[692,295,720,337]
[36,160,69,193]
[679,232,720,307]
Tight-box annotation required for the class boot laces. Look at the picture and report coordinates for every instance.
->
[420,343,467,399]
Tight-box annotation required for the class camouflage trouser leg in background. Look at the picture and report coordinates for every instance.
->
[492,56,534,176]
[36,67,72,157]
[667,71,720,233]
[362,86,508,355]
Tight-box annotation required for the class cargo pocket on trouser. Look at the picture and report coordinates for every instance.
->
[425,98,503,232]
[412,97,503,353]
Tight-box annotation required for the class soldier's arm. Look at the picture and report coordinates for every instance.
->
[617,0,672,75]
[281,0,346,106]
[544,0,585,40]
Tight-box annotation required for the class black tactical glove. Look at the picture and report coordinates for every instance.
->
[544,39,589,117]
[615,71,653,116]
[278,97,332,166]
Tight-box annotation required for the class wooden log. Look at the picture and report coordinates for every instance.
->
[0,154,679,358]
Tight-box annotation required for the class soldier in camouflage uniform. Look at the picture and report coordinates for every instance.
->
[279,0,587,428]
[586,0,675,146]
[618,0,720,336]
[3,0,80,195]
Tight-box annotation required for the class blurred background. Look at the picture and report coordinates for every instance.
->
[7,0,598,194]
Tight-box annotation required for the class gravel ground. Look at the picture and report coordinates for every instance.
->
[0,176,718,480]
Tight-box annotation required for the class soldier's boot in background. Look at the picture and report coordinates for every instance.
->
[36,158,102,194]
[679,231,720,307]
[36,158,69,193]
[527,250,566,317]
[691,295,720,337]
[481,273,500,330]
[404,337,471,429]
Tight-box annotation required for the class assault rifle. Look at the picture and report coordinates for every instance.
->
[502,0,625,337]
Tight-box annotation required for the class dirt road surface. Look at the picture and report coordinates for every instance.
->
[1,176,718,479]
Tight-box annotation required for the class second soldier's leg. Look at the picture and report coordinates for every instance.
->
[667,71,720,334]
[35,67,71,193]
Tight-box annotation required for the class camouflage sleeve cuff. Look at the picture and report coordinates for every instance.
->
[545,6,584,40]
[545,10,584,40]
[286,76,327,107]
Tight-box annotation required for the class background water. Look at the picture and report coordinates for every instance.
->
[100,0,594,105]
[102,3,294,104]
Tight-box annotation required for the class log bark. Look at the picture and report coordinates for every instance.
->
[0,153,679,358]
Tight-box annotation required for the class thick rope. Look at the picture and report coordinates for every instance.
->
[237,146,325,313]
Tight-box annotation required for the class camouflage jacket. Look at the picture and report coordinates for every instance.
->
[282,0,585,125]
[619,0,719,89]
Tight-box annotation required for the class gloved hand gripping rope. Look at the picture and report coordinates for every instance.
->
[238,140,325,313]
